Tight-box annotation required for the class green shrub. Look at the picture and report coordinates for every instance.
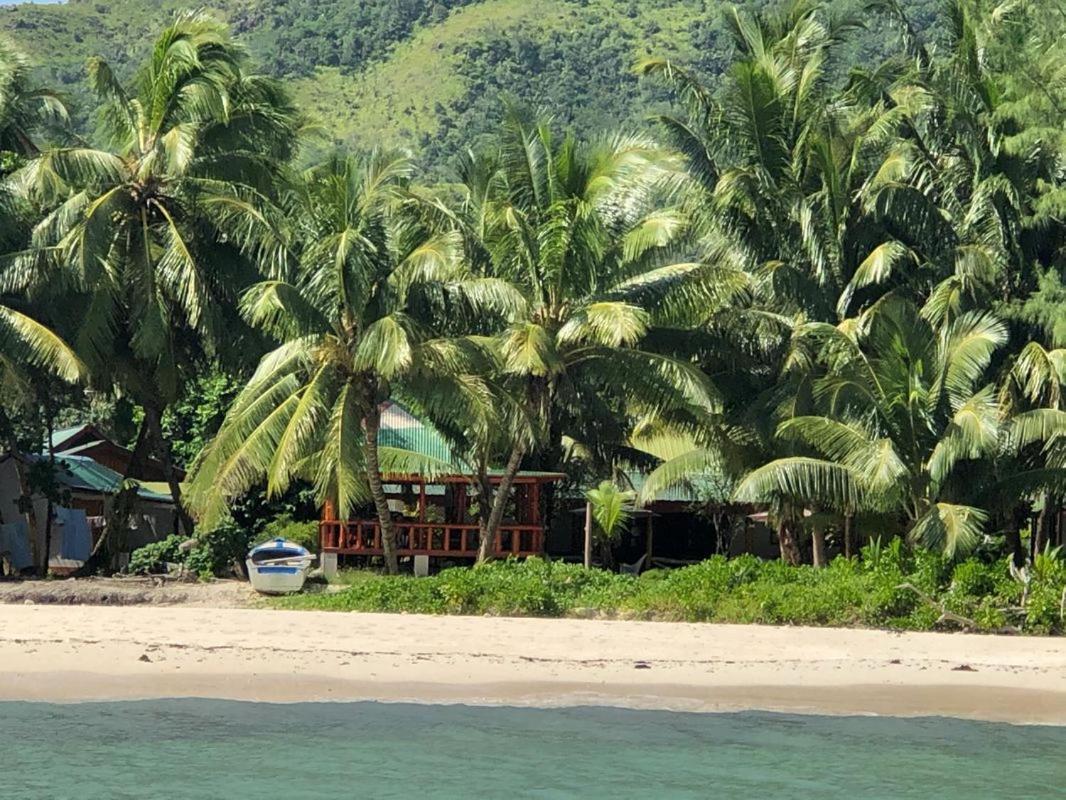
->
[272,548,1065,635]
[260,513,319,551]
[126,535,185,575]
[949,559,997,598]
[187,523,254,579]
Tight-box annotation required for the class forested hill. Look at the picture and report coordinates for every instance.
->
[0,0,941,168]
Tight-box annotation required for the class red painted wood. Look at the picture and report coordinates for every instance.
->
[319,519,545,559]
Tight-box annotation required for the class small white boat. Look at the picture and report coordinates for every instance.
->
[246,538,315,594]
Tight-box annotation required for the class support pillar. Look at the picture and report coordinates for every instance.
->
[321,551,338,579]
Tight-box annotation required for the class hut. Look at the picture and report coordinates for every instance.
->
[50,423,186,482]
[0,452,176,575]
[319,403,563,574]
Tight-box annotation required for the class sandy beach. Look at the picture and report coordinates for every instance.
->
[1,603,1065,724]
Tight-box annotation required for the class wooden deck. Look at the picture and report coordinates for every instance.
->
[320,519,545,559]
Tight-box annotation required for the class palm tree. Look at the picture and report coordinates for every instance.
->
[421,109,724,560]
[0,36,68,157]
[999,341,1066,555]
[12,12,301,534]
[864,0,1066,326]
[0,37,86,443]
[187,152,520,574]
[633,0,1066,562]
[732,296,1016,558]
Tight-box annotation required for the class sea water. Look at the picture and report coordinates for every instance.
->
[2,700,1063,799]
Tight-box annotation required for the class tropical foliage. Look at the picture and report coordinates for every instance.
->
[0,1,1063,589]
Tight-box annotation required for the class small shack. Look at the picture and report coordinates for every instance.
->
[0,452,177,575]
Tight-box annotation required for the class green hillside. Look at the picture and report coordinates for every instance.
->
[0,0,942,167]
[290,0,716,161]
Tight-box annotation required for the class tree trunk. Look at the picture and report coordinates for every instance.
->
[843,512,853,559]
[712,509,729,555]
[363,407,399,575]
[1033,492,1055,561]
[144,406,193,537]
[778,518,801,566]
[39,499,53,577]
[1006,505,1029,568]
[811,525,827,568]
[476,442,525,564]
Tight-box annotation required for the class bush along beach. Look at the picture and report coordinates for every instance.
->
[276,547,1066,635]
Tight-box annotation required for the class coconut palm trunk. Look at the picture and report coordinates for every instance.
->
[79,415,153,574]
[39,411,56,577]
[811,524,827,567]
[778,517,802,566]
[363,406,399,575]
[143,406,193,537]
[476,441,525,564]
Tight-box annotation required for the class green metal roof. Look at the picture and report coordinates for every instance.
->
[51,424,89,451]
[377,403,459,466]
[50,454,174,504]
[376,403,563,480]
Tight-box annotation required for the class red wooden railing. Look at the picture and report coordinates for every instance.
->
[320,520,544,559]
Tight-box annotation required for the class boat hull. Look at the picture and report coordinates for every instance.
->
[246,561,309,594]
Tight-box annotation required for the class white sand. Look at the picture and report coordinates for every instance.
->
[2,604,1064,723]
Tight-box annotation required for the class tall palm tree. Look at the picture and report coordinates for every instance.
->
[187,152,520,574]
[420,109,725,560]
[864,0,1066,326]
[12,12,300,533]
[999,341,1066,554]
[0,37,84,441]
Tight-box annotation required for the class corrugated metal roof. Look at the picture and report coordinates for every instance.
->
[44,454,174,504]
[378,403,458,466]
[51,424,89,451]
[377,403,563,480]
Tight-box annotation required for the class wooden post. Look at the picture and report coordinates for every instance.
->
[583,501,592,569]
[418,481,426,522]
[644,513,653,564]
[843,512,853,559]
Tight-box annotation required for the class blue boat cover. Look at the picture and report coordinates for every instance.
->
[248,538,310,558]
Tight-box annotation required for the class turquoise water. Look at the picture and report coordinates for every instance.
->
[3,700,1064,798]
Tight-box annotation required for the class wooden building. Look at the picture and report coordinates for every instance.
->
[51,424,186,483]
[320,471,564,562]
[319,404,564,568]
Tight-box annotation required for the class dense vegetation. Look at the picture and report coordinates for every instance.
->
[0,1,1063,626]
[2,0,944,167]
[277,551,1066,634]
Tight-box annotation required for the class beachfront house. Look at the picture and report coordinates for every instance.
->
[319,403,564,575]
[50,423,186,483]
[319,404,783,574]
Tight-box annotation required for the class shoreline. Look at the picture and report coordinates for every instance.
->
[2,605,1065,724]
